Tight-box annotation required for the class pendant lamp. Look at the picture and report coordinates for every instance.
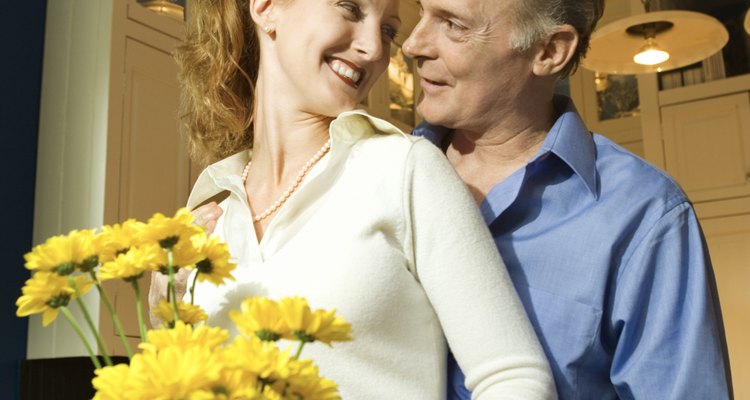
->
[137,0,184,20]
[744,8,750,35]
[582,0,728,74]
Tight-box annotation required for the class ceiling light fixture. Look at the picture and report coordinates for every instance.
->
[137,0,184,21]
[582,0,728,74]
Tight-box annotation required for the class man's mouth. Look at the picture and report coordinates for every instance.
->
[422,76,446,86]
[419,76,449,93]
[327,57,365,88]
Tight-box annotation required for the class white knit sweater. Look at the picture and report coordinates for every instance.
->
[187,111,556,399]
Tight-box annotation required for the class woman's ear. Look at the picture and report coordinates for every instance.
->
[249,0,277,34]
[531,25,578,77]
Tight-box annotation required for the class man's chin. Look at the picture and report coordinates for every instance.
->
[416,100,456,129]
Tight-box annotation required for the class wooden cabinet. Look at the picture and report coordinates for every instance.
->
[99,0,188,355]
[657,90,750,399]
[702,215,750,399]
[661,93,750,203]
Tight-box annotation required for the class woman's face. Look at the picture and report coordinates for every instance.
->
[269,0,401,116]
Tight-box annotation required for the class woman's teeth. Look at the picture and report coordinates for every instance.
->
[330,59,361,84]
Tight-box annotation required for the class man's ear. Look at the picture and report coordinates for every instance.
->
[249,0,278,33]
[531,25,578,77]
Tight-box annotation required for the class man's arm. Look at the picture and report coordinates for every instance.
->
[610,202,732,399]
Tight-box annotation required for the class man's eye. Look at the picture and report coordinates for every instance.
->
[443,19,464,31]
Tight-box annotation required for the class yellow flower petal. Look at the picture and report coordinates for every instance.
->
[98,219,146,263]
[142,208,203,250]
[142,321,229,353]
[153,300,208,326]
[229,297,288,341]
[24,235,74,273]
[98,244,160,281]
[278,297,353,345]
[16,272,92,326]
[222,335,293,382]
[194,235,236,286]
[126,344,223,399]
[92,364,131,400]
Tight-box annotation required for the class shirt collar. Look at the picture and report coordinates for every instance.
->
[539,95,598,198]
[187,110,407,209]
[413,95,598,198]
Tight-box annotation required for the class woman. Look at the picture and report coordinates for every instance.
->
[152,0,557,398]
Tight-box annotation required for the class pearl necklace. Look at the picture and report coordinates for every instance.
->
[242,139,332,222]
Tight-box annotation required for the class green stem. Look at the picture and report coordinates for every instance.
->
[60,306,101,369]
[167,250,180,324]
[293,342,306,360]
[91,272,133,359]
[189,271,198,305]
[70,278,112,366]
[131,280,149,342]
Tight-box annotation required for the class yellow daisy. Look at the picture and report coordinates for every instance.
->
[16,272,93,326]
[69,229,100,271]
[142,208,203,250]
[153,300,208,326]
[189,366,260,400]
[142,321,229,353]
[286,363,341,400]
[92,364,132,400]
[146,224,204,273]
[97,219,146,263]
[256,385,285,400]
[222,335,293,383]
[230,297,288,341]
[172,232,206,269]
[126,344,223,399]
[24,234,74,275]
[278,297,353,346]
[98,244,160,282]
[193,235,236,286]
[25,230,101,274]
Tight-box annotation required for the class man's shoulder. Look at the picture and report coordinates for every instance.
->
[591,133,690,211]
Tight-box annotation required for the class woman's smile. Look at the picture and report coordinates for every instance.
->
[326,57,365,88]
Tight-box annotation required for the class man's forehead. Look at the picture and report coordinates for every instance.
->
[418,0,514,16]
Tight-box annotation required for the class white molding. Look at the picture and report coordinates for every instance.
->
[29,0,114,359]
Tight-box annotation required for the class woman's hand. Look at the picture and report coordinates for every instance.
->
[148,202,223,327]
[191,201,223,236]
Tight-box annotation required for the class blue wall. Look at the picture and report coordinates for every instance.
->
[0,1,47,397]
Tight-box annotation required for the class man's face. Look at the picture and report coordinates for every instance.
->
[402,0,536,132]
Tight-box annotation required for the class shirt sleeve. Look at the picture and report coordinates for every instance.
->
[402,139,557,400]
[610,202,732,399]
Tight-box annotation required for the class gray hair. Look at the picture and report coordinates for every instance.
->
[508,0,605,78]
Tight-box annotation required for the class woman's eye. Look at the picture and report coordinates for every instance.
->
[338,1,362,18]
[382,26,398,42]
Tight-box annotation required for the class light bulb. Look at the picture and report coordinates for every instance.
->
[633,38,670,65]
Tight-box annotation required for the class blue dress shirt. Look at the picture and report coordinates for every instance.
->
[414,95,733,399]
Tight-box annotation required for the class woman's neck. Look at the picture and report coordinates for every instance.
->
[250,79,334,185]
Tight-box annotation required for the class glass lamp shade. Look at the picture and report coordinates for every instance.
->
[582,10,728,74]
[744,9,750,35]
[138,0,184,20]
[633,40,670,65]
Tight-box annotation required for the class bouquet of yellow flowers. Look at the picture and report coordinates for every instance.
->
[16,208,352,399]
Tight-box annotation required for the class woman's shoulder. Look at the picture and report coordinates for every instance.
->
[335,110,439,149]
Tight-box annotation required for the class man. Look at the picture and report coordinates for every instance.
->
[402,0,733,398]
